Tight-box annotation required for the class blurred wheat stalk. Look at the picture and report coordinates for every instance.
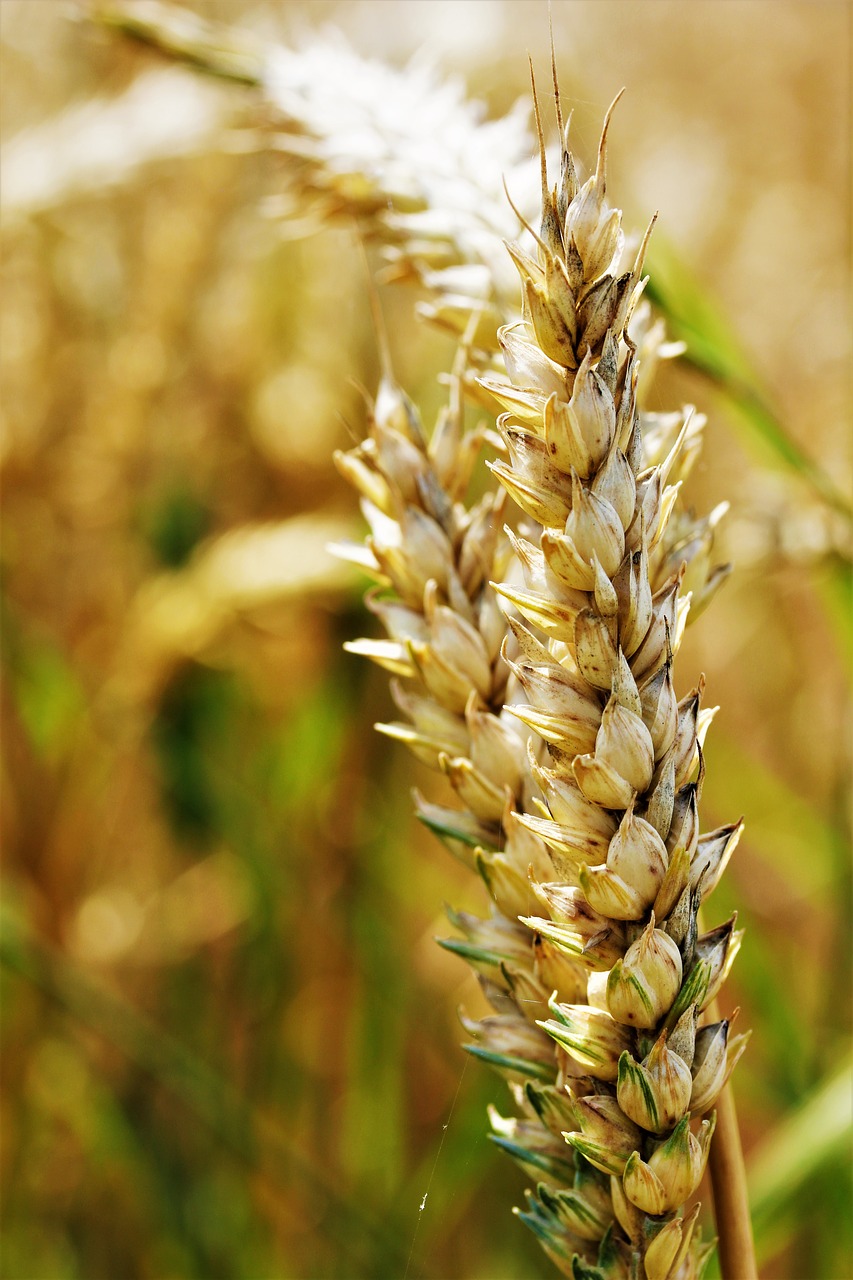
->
[8,0,850,545]
[84,1,851,541]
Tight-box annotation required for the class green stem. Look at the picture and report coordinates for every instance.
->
[0,909,413,1272]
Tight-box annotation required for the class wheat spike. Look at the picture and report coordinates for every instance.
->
[337,74,751,1278]
[474,77,750,1279]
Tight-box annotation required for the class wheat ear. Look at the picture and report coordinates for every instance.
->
[477,73,754,1278]
[339,74,755,1279]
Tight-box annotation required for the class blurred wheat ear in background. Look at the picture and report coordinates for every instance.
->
[1,3,850,1279]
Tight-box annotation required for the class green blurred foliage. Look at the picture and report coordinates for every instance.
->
[1,3,850,1279]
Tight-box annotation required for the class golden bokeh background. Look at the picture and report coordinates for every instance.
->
[1,3,850,1278]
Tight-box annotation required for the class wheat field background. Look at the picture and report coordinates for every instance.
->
[1,3,850,1278]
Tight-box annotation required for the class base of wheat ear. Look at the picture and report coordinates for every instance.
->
[337,72,751,1280]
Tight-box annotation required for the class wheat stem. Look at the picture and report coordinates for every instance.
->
[709,1082,757,1280]
[706,991,756,1280]
[94,0,264,85]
